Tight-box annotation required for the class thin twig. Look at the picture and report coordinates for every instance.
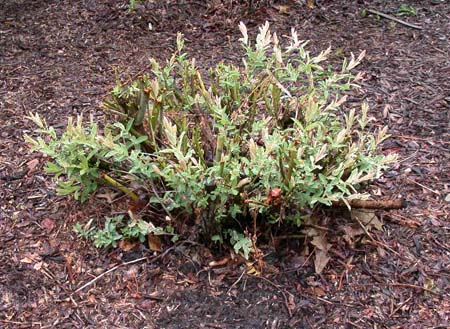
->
[0,320,42,326]
[316,296,333,304]
[203,323,224,329]
[72,257,146,294]
[366,8,423,30]
[385,213,421,228]
[353,216,377,244]
[389,282,439,295]
[303,223,331,231]
[389,295,413,317]
[346,321,364,329]
[101,173,139,202]
[394,134,450,144]
[72,244,178,295]
[353,216,400,256]
[406,177,441,196]
[282,248,315,273]
[273,234,306,241]
[255,276,293,318]
[150,184,173,220]
[226,270,246,295]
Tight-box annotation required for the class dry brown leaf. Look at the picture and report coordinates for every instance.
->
[264,263,280,275]
[96,191,119,203]
[33,261,44,271]
[301,227,319,237]
[26,158,39,173]
[311,286,326,296]
[383,104,393,118]
[124,265,139,280]
[306,0,315,9]
[289,255,307,268]
[314,249,330,274]
[41,217,55,232]
[265,188,282,206]
[86,294,96,305]
[342,225,364,244]
[351,209,383,230]
[288,294,296,311]
[20,253,41,264]
[424,278,435,290]
[275,4,290,14]
[377,246,386,258]
[311,234,330,251]
[209,257,230,267]
[118,239,138,251]
[147,234,161,252]
[246,262,261,276]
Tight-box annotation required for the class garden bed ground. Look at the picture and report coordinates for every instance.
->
[1,0,449,328]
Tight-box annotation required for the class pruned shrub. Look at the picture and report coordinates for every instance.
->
[26,22,395,257]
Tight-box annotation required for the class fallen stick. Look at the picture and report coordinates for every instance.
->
[332,198,407,210]
[406,177,441,195]
[72,244,178,295]
[101,173,139,202]
[384,213,421,228]
[366,8,423,30]
[389,282,439,295]
[72,256,147,295]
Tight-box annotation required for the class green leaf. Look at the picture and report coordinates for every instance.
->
[44,162,63,175]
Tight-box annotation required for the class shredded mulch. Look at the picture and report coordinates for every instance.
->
[1,0,449,328]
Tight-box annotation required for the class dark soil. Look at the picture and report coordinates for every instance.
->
[1,0,449,328]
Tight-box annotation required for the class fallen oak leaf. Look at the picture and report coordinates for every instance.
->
[311,234,331,251]
[342,225,364,245]
[314,249,330,274]
[351,209,383,230]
